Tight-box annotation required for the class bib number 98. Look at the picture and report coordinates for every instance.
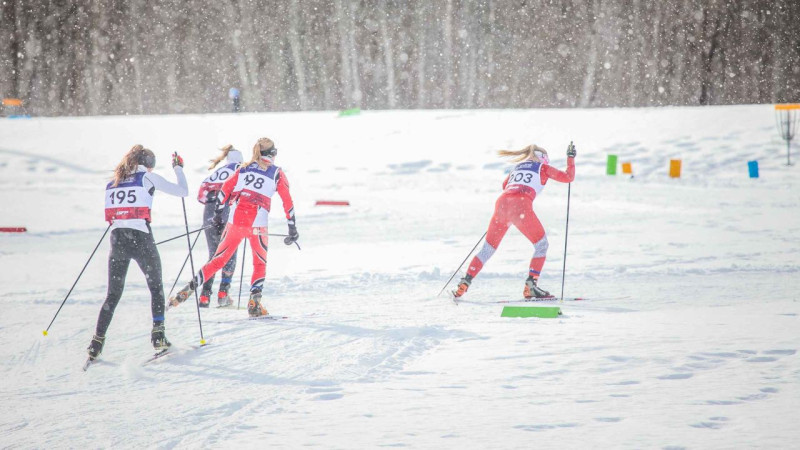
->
[244,174,265,189]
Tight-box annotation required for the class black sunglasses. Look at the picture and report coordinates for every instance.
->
[260,146,278,158]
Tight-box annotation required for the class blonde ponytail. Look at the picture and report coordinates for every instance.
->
[209,144,234,170]
[497,144,548,163]
[243,137,275,170]
[112,144,154,187]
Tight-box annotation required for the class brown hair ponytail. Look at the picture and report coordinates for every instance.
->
[112,144,155,187]
[209,144,234,170]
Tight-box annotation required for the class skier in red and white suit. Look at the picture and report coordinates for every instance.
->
[453,142,576,299]
[171,137,298,317]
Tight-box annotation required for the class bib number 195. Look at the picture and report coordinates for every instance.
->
[109,189,137,204]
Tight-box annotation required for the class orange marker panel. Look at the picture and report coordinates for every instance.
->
[2,98,22,106]
[669,160,682,178]
[621,162,632,174]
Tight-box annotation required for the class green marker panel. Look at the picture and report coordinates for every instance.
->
[501,306,561,318]
[606,154,618,175]
[338,108,361,117]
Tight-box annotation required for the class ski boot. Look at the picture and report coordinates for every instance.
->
[247,290,268,317]
[169,280,197,308]
[217,283,232,308]
[452,274,473,299]
[199,289,212,308]
[86,334,105,360]
[523,276,552,299]
[151,322,172,351]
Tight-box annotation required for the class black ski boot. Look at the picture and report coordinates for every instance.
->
[87,334,105,360]
[217,283,232,307]
[151,322,172,351]
[523,276,552,299]
[169,280,197,308]
[247,290,268,317]
[199,289,212,308]
[452,274,473,298]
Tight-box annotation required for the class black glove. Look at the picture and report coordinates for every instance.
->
[172,152,184,168]
[284,217,299,245]
[566,141,577,158]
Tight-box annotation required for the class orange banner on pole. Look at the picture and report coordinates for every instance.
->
[669,160,682,178]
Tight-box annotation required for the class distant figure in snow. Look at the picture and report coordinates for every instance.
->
[170,137,299,317]
[195,145,244,307]
[87,145,188,361]
[229,87,241,113]
[453,142,576,299]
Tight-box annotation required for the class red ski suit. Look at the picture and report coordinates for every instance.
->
[195,161,294,292]
[467,157,575,280]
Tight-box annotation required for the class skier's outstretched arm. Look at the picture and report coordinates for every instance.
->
[145,165,188,197]
[542,159,575,183]
[542,143,577,183]
[276,170,299,244]
[276,170,295,220]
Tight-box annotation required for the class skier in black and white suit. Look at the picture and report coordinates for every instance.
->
[87,145,188,361]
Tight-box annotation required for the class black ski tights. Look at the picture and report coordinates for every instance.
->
[94,227,165,337]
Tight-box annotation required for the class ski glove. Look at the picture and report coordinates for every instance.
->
[172,152,184,168]
[284,217,299,245]
[566,141,577,158]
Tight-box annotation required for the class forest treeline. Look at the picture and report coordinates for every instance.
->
[1,0,798,116]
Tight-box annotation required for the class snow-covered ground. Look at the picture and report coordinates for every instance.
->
[1,106,798,448]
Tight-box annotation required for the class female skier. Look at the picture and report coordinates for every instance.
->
[87,145,188,361]
[453,142,576,300]
[196,145,244,308]
[170,137,298,317]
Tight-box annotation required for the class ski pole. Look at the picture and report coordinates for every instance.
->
[155,225,213,246]
[180,196,206,345]
[437,231,487,297]
[44,224,111,336]
[166,228,204,300]
[237,239,248,310]
[560,182,572,302]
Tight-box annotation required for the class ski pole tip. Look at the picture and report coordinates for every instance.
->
[200,339,207,346]
[42,330,48,336]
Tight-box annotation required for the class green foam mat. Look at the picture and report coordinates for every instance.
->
[501,306,561,318]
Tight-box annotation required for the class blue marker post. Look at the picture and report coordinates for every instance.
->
[228,87,241,113]
[748,160,759,178]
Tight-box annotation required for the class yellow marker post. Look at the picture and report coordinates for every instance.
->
[669,159,682,178]
[775,104,800,166]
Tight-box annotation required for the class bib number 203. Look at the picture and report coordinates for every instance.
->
[109,189,137,204]
[244,174,265,189]
[510,172,533,183]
